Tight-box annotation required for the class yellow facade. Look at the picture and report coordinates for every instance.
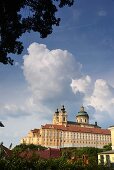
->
[21,127,111,148]
[98,126,114,167]
[20,106,111,148]
[98,151,114,167]
[108,126,114,150]
[53,106,67,125]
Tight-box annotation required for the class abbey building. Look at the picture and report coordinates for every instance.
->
[20,106,111,148]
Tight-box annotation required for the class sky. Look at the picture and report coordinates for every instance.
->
[0,0,114,148]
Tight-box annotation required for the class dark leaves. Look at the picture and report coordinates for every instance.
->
[0,0,74,65]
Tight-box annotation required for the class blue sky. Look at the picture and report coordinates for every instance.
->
[1,0,114,148]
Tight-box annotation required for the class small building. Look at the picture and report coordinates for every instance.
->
[0,144,12,158]
[98,150,114,167]
[98,126,114,168]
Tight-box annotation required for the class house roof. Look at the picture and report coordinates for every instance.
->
[67,121,101,128]
[31,129,40,133]
[19,148,61,159]
[98,150,114,155]
[41,124,111,135]
[76,112,89,117]
[0,144,12,157]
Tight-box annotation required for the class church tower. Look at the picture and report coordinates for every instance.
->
[53,105,67,125]
[59,105,67,125]
[76,106,89,124]
[53,108,59,125]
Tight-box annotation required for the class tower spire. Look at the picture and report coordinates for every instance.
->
[61,105,65,112]
[80,105,84,112]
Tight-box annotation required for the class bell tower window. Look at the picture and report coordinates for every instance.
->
[63,117,65,121]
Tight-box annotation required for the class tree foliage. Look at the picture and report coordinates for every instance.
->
[61,147,103,158]
[0,156,113,170]
[0,0,74,65]
[12,143,47,154]
[103,143,112,151]
[0,146,113,170]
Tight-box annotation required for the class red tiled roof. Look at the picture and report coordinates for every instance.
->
[42,124,111,135]
[19,148,61,159]
[31,129,40,133]
[0,145,12,157]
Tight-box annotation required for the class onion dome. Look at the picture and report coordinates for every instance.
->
[77,106,89,117]
[55,108,59,115]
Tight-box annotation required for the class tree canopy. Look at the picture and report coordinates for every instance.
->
[12,144,47,153]
[0,0,74,65]
[103,143,112,151]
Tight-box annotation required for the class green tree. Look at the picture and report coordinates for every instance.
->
[103,143,112,151]
[0,156,113,170]
[0,0,74,65]
[12,143,47,154]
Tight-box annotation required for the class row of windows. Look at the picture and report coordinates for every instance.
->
[42,133,111,141]
[42,138,109,144]
[22,138,109,147]
[42,136,110,142]
[42,139,109,145]
[42,136,110,143]
[77,119,87,123]
[43,131,110,139]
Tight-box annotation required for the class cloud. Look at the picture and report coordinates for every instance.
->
[23,42,82,105]
[25,97,53,119]
[70,75,91,94]
[70,76,114,125]
[23,43,114,126]
[0,41,83,122]
[84,79,114,126]
[88,79,114,114]
[0,113,50,147]
[0,103,29,120]
[1,43,114,147]
[2,43,114,124]
[98,10,107,16]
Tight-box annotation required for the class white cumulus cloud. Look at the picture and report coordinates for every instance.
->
[70,75,91,94]
[0,103,29,119]
[23,43,114,125]
[23,42,82,104]
[88,79,114,113]
[1,43,114,147]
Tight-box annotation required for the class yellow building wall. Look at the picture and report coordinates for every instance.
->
[21,126,111,149]
[108,126,114,150]
[98,153,114,165]
[76,115,89,124]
